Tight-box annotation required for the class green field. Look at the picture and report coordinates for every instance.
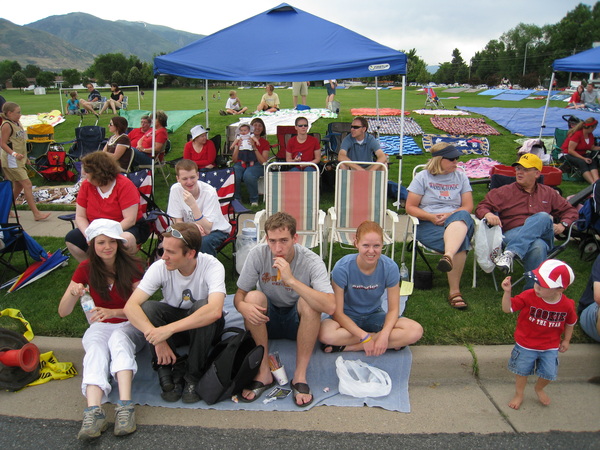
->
[0,86,593,345]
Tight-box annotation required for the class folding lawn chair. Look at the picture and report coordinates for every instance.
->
[199,167,251,274]
[26,124,55,161]
[255,162,326,258]
[424,87,445,109]
[322,122,352,161]
[66,125,106,160]
[327,162,398,274]
[551,128,583,181]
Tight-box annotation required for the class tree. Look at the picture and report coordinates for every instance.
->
[23,64,41,78]
[11,71,29,90]
[89,53,129,85]
[111,71,124,86]
[450,49,469,84]
[127,66,143,86]
[0,60,22,85]
[62,69,81,88]
[402,49,430,84]
[36,71,56,88]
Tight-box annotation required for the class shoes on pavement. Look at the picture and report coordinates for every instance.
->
[113,401,136,436]
[77,406,108,440]
[157,365,174,392]
[182,381,200,403]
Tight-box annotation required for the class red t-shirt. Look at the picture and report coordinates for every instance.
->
[561,129,595,156]
[183,139,216,169]
[77,174,142,222]
[511,289,577,350]
[128,127,152,147]
[286,135,320,163]
[140,127,168,150]
[72,260,141,323]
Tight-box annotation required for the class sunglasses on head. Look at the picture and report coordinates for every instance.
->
[165,226,190,247]
[350,125,363,129]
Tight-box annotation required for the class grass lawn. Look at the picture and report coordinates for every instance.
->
[0,86,594,345]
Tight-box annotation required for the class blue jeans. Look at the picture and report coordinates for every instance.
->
[133,148,154,166]
[290,166,317,172]
[503,212,554,289]
[233,162,264,203]
[266,300,299,340]
[580,303,600,342]
[201,230,228,257]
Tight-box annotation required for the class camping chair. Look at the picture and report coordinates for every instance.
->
[322,122,352,161]
[551,128,583,181]
[402,164,477,288]
[424,87,445,109]
[26,124,54,161]
[271,126,322,163]
[66,125,106,160]
[121,96,128,111]
[255,162,326,258]
[199,167,252,275]
[0,181,31,281]
[327,162,398,274]
[571,180,600,261]
[138,139,171,187]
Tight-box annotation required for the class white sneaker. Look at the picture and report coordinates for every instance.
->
[77,406,108,440]
[495,251,514,274]
[114,402,136,436]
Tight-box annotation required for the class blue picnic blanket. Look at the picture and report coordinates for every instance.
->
[378,135,422,155]
[422,134,489,155]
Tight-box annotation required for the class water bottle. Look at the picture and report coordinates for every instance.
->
[80,291,96,325]
[400,262,409,282]
[235,220,257,274]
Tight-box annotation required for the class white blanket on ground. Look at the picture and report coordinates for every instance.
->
[232,108,337,135]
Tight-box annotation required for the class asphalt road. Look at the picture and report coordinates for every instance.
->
[1,415,599,449]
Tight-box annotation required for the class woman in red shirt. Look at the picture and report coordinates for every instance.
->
[285,116,321,171]
[183,125,216,169]
[561,117,600,184]
[567,85,584,109]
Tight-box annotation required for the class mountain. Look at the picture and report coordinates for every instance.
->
[0,18,95,71]
[26,13,204,63]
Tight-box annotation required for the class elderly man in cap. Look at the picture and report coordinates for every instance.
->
[476,154,578,289]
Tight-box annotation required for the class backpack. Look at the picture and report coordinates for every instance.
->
[196,327,264,405]
[35,148,76,182]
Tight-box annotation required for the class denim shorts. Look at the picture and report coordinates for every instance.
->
[416,210,474,254]
[266,300,299,340]
[331,307,387,333]
[507,343,559,381]
[580,303,600,343]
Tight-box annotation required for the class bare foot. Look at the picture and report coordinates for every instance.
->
[535,387,551,406]
[508,393,523,410]
[9,211,16,218]
[34,212,51,221]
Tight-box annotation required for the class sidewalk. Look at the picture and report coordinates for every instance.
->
[1,338,599,434]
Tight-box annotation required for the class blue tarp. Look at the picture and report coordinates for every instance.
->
[553,46,600,73]
[457,106,600,136]
[492,93,530,101]
[154,3,407,81]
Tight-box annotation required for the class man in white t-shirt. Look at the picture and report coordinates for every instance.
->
[167,159,231,257]
[234,212,335,407]
[124,223,226,403]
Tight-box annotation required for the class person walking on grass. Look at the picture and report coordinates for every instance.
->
[501,259,577,410]
[0,102,50,221]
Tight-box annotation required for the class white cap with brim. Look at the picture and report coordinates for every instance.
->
[85,218,127,243]
[190,125,208,141]
[525,259,574,289]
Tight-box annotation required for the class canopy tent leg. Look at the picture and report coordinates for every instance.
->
[397,75,406,210]
[539,72,555,139]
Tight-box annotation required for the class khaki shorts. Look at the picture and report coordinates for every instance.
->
[292,82,308,97]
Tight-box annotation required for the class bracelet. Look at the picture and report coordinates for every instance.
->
[359,334,372,344]
[194,215,204,222]
[12,152,17,157]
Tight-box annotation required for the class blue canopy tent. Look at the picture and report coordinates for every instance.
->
[152,3,408,204]
[540,47,600,137]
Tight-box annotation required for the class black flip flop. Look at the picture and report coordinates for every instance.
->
[290,380,313,407]
[239,379,276,403]
[320,343,346,353]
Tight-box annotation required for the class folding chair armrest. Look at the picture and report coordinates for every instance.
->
[254,209,267,242]
[0,224,23,232]
[231,199,252,216]
[407,214,420,226]
[327,206,337,223]
[386,209,399,223]
[318,209,326,225]
[58,213,77,229]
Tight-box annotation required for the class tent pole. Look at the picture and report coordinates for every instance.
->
[397,75,406,211]
[539,72,555,139]
[205,79,209,130]
[151,77,158,195]
[375,77,380,135]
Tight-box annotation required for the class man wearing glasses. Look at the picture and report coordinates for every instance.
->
[124,223,226,403]
[128,115,152,148]
[337,116,387,170]
[476,154,578,289]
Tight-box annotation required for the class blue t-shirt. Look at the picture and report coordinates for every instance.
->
[340,133,380,164]
[332,253,400,316]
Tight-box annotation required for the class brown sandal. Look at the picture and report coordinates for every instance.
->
[437,255,453,272]
[447,292,468,310]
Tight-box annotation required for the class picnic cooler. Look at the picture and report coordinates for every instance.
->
[490,164,562,187]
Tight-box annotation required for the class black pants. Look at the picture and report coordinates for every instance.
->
[141,301,224,382]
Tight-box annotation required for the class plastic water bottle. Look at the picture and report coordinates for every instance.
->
[400,262,409,282]
[235,220,257,274]
[80,292,96,325]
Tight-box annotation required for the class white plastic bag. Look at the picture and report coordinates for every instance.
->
[335,356,392,398]
[474,219,503,273]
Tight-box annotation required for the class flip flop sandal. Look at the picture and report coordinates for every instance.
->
[437,255,453,272]
[320,343,346,353]
[447,292,468,310]
[239,379,276,403]
[290,380,313,407]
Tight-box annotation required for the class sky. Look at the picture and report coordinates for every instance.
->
[1,0,596,66]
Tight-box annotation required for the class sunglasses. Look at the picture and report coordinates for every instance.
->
[443,157,459,162]
[296,124,309,127]
[350,125,363,129]
[165,226,190,247]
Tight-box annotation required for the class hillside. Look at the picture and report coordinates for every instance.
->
[0,18,95,71]
[26,13,204,63]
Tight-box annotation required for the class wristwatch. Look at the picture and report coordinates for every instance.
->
[560,221,569,228]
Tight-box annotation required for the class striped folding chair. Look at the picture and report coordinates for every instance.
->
[327,162,398,273]
[254,162,326,257]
